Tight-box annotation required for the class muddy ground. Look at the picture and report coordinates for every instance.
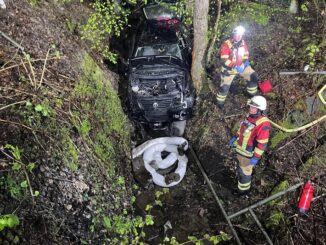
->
[0,1,325,245]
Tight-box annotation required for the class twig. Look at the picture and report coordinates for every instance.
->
[0,118,33,130]
[0,57,61,73]
[39,48,51,89]
[0,100,27,111]
[58,73,75,81]
[21,58,35,87]
[0,86,36,97]
[276,126,314,152]
[232,224,253,231]
[48,177,73,183]
[312,193,326,201]
[1,47,20,69]
[24,53,37,89]
[0,30,25,52]
[223,113,243,119]
[23,166,36,206]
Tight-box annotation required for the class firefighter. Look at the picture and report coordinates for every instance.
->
[216,26,259,108]
[229,96,270,196]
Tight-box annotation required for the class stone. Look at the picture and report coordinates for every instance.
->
[132,156,151,187]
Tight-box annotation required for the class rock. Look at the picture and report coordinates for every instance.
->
[65,204,72,210]
[0,0,6,9]
[132,156,151,187]
[149,160,159,170]
[73,180,89,193]
[165,172,180,185]
[163,220,172,234]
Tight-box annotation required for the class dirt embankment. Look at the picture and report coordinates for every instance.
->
[1,1,132,244]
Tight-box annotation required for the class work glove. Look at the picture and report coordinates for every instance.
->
[229,137,237,148]
[235,65,245,74]
[244,60,250,68]
[250,157,259,166]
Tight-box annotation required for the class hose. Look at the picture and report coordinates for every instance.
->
[132,137,188,187]
[270,115,326,133]
[318,84,326,105]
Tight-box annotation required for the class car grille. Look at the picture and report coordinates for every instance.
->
[138,95,173,111]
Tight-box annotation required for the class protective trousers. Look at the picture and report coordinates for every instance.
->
[216,66,258,105]
[236,154,253,192]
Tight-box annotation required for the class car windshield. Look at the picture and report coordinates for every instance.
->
[135,43,182,59]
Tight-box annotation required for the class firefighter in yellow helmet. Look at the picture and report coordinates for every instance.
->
[217,26,259,108]
[229,96,271,196]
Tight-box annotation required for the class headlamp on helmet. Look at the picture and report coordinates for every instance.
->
[232,26,245,35]
[232,26,245,42]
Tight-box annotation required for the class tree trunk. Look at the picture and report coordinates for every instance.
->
[191,0,209,94]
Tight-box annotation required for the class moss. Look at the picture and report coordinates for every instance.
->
[268,180,289,207]
[266,209,285,230]
[265,181,288,231]
[73,53,131,176]
[270,120,294,149]
[293,100,306,111]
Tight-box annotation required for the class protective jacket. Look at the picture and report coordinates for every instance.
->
[220,38,249,70]
[235,114,270,159]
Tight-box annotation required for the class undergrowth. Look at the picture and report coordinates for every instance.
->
[72,53,131,176]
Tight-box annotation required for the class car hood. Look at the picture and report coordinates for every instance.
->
[129,56,184,70]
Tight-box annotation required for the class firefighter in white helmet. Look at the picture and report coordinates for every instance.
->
[229,96,270,196]
[216,26,259,108]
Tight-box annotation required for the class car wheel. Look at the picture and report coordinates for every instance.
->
[170,120,186,136]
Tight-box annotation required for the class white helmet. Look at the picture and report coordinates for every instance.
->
[247,96,267,111]
[232,26,245,35]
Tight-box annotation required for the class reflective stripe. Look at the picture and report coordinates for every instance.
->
[247,86,258,93]
[257,138,269,144]
[236,117,269,157]
[254,147,264,156]
[225,40,233,48]
[225,60,232,66]
[216,94,226,102]
[256,117,269,125]
[238,181,251,190]
[221,55,229,59]
[236,147,253,157]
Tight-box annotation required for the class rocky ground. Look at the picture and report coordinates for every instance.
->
[0,1,325,245]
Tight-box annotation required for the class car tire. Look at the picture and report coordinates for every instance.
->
[170,120,186,136]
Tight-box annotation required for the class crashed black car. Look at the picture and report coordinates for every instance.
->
[127,3,195,136]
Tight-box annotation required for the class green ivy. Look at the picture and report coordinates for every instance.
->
[81,0,131,63]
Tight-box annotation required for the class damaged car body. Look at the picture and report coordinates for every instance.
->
[127,2,195,136]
